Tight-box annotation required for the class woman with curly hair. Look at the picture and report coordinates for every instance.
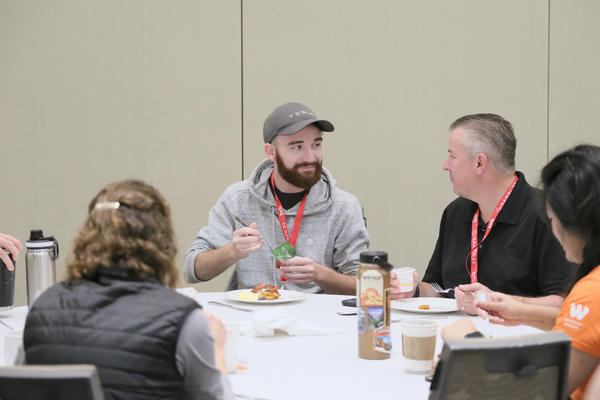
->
[23,180,233,400]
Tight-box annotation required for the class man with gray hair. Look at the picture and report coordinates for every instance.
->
[393,113,574,314]
[183,102,369,294]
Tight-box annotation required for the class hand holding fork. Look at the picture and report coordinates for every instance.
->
[434,282,491,315]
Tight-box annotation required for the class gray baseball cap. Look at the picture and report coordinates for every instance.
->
[263,102,334,143]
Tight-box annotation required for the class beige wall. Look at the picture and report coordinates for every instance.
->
[1,1,598,306]
[548,1,600,156]
[1,0,242,305]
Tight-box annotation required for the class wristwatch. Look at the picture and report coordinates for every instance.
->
[464,331,485,338]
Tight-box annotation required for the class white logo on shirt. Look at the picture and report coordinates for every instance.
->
[570,303,589,321]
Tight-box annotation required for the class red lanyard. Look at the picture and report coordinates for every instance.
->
[466,175,518,283]
[270,173,308,248]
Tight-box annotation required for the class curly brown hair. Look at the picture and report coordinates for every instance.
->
[66,179,180,288]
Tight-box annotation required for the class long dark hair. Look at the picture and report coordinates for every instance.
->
[541,144,600,289]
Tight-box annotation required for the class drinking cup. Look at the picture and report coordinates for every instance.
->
[393,267,415,293]
[399,319,438,373]
[224,321,242,374]
[0,253,16,311]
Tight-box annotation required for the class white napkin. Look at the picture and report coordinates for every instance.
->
[252,306,340,337]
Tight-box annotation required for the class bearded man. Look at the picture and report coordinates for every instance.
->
[183,102,370,294]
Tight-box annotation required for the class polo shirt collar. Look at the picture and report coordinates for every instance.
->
[496,171,528,225]
[463,171,529,225]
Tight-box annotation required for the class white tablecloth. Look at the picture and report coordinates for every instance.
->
[0,292,541,400]
[183,291,541,400]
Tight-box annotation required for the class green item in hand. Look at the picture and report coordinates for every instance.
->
[273,242,295,261]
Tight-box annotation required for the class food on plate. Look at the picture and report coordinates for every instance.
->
[418,304,430,310]
[249,283,280,300]
[238,292,259,300]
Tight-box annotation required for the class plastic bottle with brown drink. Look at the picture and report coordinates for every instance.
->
[357,250,393,359]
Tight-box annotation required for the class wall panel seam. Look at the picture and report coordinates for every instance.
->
[546,0,551,162]
[240,0,245,179]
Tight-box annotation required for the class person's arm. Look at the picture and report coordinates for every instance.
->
[474,291,559,330]
[175,309,234,400]
[313,262,355,294]
[417,282,442,298]
[192,223,263,281]
[513,294,563,307]
[441,319,478,342]
[567,348,600,396]
[584,364,600,400]
[182,188,266,283]
[456,284,564,316]
[279,257,356,294]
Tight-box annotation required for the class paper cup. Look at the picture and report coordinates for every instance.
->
[399,319,437,373]
[3,330,23,366]
[224,321,242,374]
[393,267,415,293]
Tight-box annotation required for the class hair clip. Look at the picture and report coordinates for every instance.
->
[94,201,120,210]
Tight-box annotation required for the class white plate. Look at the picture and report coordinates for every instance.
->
[227,289,305,304]
[391,297,459,314]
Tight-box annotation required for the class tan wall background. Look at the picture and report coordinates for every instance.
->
[1,0,599,306]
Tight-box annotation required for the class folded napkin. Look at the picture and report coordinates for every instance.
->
[252,306,340,337]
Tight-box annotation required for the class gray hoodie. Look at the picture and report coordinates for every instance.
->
[183,159,370,293]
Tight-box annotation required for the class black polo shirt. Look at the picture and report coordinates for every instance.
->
[423,172,575,297]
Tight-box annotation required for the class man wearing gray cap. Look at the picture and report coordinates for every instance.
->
[183,102,369,294]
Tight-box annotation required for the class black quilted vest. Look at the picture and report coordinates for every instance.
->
[24,274,200,400]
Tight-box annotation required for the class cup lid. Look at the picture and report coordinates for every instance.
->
[26,230,59,258]
[360,251,393,271]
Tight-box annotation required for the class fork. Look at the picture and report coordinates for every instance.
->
[430,282,454,294]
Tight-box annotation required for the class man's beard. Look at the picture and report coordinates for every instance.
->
[275,152,323,190]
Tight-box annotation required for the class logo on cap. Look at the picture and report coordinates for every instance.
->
[288,110,315,119]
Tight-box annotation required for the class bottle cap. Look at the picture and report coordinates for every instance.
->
[26,230,59,259]
[359,251,393,271]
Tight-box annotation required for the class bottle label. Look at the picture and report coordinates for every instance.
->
[358,267,391,358]
[357,308,366,334]
[374,326,392,352]
[359,269,383,306]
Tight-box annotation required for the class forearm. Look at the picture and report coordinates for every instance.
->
[567,348,600,395]
[314,264,356,295]
[513,294,564,308]
[417,282,442,298]
[514,301,559,331]
[193,244,239,281]
[213,347,227,375]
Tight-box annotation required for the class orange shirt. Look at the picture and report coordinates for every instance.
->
[554,265,600,400]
